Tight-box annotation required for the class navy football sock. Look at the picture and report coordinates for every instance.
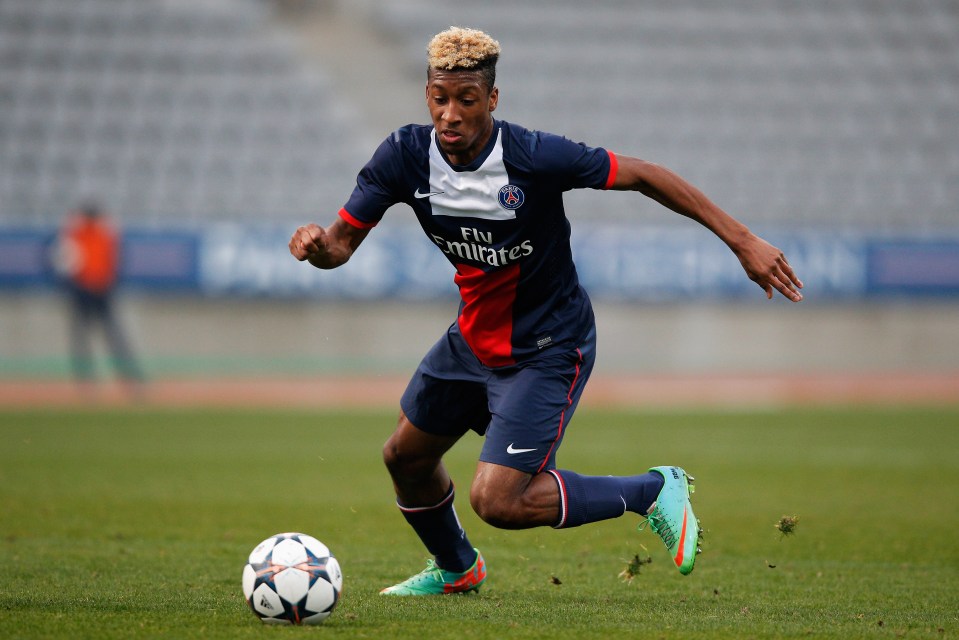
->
[397,483,477,573]
[549,470,665,528]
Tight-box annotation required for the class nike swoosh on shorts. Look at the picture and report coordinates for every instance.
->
[506,444,537,454]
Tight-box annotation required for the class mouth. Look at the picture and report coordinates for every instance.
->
[439,130,463,145]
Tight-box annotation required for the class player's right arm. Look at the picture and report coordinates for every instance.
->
[290,129,411,269]
[289,217,370,270]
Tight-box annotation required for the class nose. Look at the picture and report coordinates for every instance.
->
[442,102,462,125]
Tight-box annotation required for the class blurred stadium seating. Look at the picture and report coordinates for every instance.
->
[1,0,956,231]
[0,0,366,224]
[369,0,959,231]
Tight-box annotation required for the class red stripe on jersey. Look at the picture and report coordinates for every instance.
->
[453,263,519,367]
[604,151,619,190]
[338,207,377,230]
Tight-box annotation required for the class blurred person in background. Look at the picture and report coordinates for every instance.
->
[54,201,145,395]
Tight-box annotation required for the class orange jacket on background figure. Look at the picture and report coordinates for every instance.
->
[60,211,119,295]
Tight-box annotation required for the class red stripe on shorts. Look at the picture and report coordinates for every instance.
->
[536,348,583,474]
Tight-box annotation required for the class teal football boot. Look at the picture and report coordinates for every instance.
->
[380,549,486,595]
[642,466,701,575]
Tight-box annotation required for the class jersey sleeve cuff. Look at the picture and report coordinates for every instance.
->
[603,151,619,190]
[338,207,377,230]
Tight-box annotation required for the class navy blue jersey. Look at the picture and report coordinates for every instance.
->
[340,120,618,367]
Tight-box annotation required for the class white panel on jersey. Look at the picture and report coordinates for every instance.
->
[427,130,516,221]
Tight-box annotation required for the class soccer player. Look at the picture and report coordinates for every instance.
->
[290,27,803,595]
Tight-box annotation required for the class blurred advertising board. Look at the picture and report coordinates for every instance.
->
[2,224,957,301]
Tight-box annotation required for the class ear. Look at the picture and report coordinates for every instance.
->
[488,86,499,113]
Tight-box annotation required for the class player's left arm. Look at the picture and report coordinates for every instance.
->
[610,154,803,302]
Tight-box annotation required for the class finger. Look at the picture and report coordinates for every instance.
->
[757,264,802,302]
[776,262,803,293]
[290,228,320,260]
[299,234,319,255]
[777,257,803,289]
[288,234,303,258]
[303,226,328,254]
[771,269,803,302]
[289,232,305,259]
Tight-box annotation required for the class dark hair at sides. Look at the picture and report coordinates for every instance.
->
[428,56,498,93]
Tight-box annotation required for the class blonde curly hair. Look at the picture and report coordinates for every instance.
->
[427,27,500,90]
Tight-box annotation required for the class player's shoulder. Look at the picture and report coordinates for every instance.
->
[365,124,432,175]
[386,124,434,152]
[500,120,546,150]
[499,120,605,171]
[501,120,599,152]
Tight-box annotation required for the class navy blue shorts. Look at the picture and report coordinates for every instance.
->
[400,322,596,474]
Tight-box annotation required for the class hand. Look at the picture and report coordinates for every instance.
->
[289,223,330,263]
[735,234,804,302]
[290,218,368,269]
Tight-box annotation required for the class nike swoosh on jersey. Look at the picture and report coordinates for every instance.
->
[506,444,537,454]
[414,188,445,199]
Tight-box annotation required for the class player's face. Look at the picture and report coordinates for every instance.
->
[426,69,498,165]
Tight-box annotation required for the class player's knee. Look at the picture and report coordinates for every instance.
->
[469,485,526,529]
[469,490,509,527]
[382,436,411,475]
[382,434,433,480]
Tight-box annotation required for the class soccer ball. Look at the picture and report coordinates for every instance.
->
[242,532,343,625]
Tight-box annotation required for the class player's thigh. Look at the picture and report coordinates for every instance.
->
[400,326,491,439]
[480,337,595,474]
[384,409,466,468]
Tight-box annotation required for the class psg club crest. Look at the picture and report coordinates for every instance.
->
[498,185,525,210]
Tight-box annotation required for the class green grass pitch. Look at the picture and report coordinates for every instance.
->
[1,406,957,639]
